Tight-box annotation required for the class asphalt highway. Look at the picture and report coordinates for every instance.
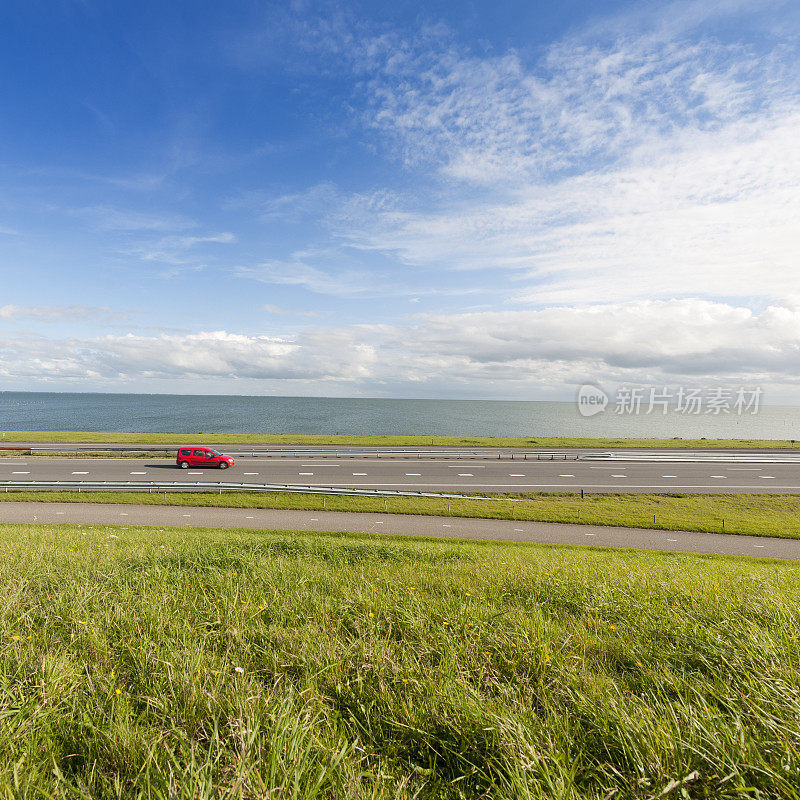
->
[0,453,800,493]
[1,501,797,559]
[2,449,800,492]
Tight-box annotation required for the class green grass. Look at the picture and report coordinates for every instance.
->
[5,489,800,539]
[2,430,800,448]
[1,522,799,798]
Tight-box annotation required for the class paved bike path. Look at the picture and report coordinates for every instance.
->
[0,501,797,560]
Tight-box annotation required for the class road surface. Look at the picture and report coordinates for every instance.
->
[0,500,796,559]
[2,448,800,493]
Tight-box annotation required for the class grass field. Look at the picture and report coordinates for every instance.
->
[1,522,799,798]
[4,489,800,539]
[2,430,800,449]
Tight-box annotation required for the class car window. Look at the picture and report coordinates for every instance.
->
[180,449,191,456]
[192,450,204,457]
[204,451,215,458]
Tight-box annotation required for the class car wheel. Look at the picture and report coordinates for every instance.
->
[179,461,189,469]
[219,462,229,469]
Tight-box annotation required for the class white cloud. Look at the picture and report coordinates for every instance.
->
[0,329,377,382]
[4,300,800,397]
[263,304,320,317]
[322,9,800,307]
[227,182,341,222]
[236,259,391,297]
[74,206,198,232]
[125,232,237,267]
[0,304,131,324]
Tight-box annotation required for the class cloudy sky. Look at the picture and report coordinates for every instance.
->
[1,0,798,399]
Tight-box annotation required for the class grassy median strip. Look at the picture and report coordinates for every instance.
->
[2,429,800,448]
[3,490,800,539]
[1,522,799,798]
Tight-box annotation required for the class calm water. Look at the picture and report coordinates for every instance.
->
[1,392,800,438]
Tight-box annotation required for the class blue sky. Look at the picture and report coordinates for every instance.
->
[1,0,799,399]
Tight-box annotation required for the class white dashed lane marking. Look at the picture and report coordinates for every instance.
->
[559,474,575,477]
[353,472,367,475]
[298,472,314,476]
[243,472,259,475]
[130,471,146,475]
[612,474,627,478]
[710,475,727,479]
[760,476,776,479]
[662,475,677,478]
[458,473,474,477]
[405,473,421,476]
[509,474,525,477]
[12,471,30,474]
[72,471,89,475]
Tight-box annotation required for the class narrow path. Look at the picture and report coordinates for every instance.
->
[0,501,797,559]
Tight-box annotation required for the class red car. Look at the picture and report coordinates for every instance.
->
[176,447,235,470]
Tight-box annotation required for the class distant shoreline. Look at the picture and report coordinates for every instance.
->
[1,431,799,449]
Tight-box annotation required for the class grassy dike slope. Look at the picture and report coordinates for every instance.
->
[1,523,799,798]
[2,430,800,448]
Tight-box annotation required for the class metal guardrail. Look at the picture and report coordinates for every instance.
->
[0,479,504,501]
[224,450,577,460]
[8,446,580,461]
[582,452,800,463]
